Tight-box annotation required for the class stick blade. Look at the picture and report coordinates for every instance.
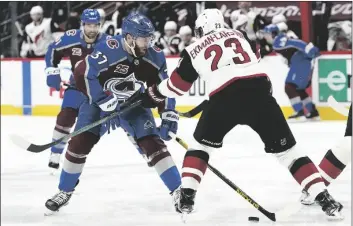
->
[327,95,349,116]
[9,134,32,150]
[9,134,48,153]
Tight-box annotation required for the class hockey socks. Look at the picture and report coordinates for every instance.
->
[318,137,350,186]
[289,156,325,196]
[51,108,77,154]
[181,150,209,190]
[51,126,70,154]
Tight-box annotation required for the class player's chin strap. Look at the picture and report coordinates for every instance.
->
[170,133,302,222]
[124,37,137,58]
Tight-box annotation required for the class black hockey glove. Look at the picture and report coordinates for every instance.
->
[140,85,166,108]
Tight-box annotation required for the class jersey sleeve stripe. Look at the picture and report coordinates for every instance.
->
[167,79,183,96]
[170,70,193,92]
[83,56,93,104]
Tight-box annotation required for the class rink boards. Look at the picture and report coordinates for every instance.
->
[1,52,351,120]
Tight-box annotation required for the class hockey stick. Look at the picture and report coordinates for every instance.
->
[9,100,142,153]
[327,95,349,117]
[178,100,207,118]
[173,136,302,222]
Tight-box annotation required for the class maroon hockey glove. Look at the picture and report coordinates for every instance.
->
[140,85,166,108]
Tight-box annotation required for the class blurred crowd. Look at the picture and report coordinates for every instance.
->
[1,1,352,58]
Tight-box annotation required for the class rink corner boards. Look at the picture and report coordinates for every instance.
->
[0,105,348,120]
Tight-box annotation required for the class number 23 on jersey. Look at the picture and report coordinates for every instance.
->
[204,37,251,71]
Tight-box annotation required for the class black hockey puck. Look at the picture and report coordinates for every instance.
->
[248,216,259,222]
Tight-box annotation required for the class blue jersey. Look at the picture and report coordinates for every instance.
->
[75,35,175,112]
[45,29,109,84]
[272,33,320,66]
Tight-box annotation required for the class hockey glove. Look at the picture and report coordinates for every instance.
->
[46,67,61,91]
[305,43,320,59]
[140,85,166,108]
[97,94,121,135]
[160,110,179,141]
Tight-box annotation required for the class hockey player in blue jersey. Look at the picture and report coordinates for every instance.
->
[45,9,150,171]
[263,23,321,122]
[45,9,107,169]
[45,12,182,214]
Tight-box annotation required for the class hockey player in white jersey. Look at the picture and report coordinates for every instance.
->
[137,9,344,220]
[22,5,63,58]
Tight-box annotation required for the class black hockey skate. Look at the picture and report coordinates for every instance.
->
[315,189,344,220]
[287,110,306,122]
[306,108,320,121]
[178,188,196,214]
[44,180,79,215]
[45,190,73,214]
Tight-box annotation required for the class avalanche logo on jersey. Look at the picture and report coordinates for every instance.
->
[103,73,144,100]
[152,46,162,53]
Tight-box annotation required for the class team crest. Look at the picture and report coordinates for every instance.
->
[106,39,119,49]
[72,48,82,56]
[134,59,139,65]
[103,73,144,100]
[152,46,162,52]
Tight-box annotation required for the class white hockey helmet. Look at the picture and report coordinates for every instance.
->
[195,8,224,38]
[272,14,287,24]
[179,25,192,36]
[164,21,177,31]
[30,5,43,15]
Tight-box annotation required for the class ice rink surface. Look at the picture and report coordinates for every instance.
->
[1,116,351,226]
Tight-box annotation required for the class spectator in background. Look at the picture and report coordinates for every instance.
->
[178,25,196,52]
[21,5,59,58]
[97,8,115,36]
[148,2,178,34]
[155,20,182,56]
[312,2,333,51]
[65,11,81,30]
[328,21,352,51]
[230,1,258,40]
[112,2,127,34]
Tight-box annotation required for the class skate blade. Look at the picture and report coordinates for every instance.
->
[181,212,188,224]
[287,116,307,123]
[49,168,59,176]
[327,213,345,221]
[305,116,321,122]
[44,209,58,216]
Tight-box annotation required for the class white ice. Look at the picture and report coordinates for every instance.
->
[1,116,351,226]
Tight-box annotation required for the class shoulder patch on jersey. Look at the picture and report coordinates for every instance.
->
[152,45,162,53]
[106,39,119,49]
[66,29,77,36]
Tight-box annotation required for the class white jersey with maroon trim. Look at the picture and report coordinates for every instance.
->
[158,28,265,98]
[25,18,54,56]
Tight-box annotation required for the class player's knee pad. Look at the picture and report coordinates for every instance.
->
[284,83,299,98]
[66,132,99,164]
[274,144,305,168]
[331,136,351,166]
[297,89,309,99]
[56,108,78,128]
[137,135,170,166]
